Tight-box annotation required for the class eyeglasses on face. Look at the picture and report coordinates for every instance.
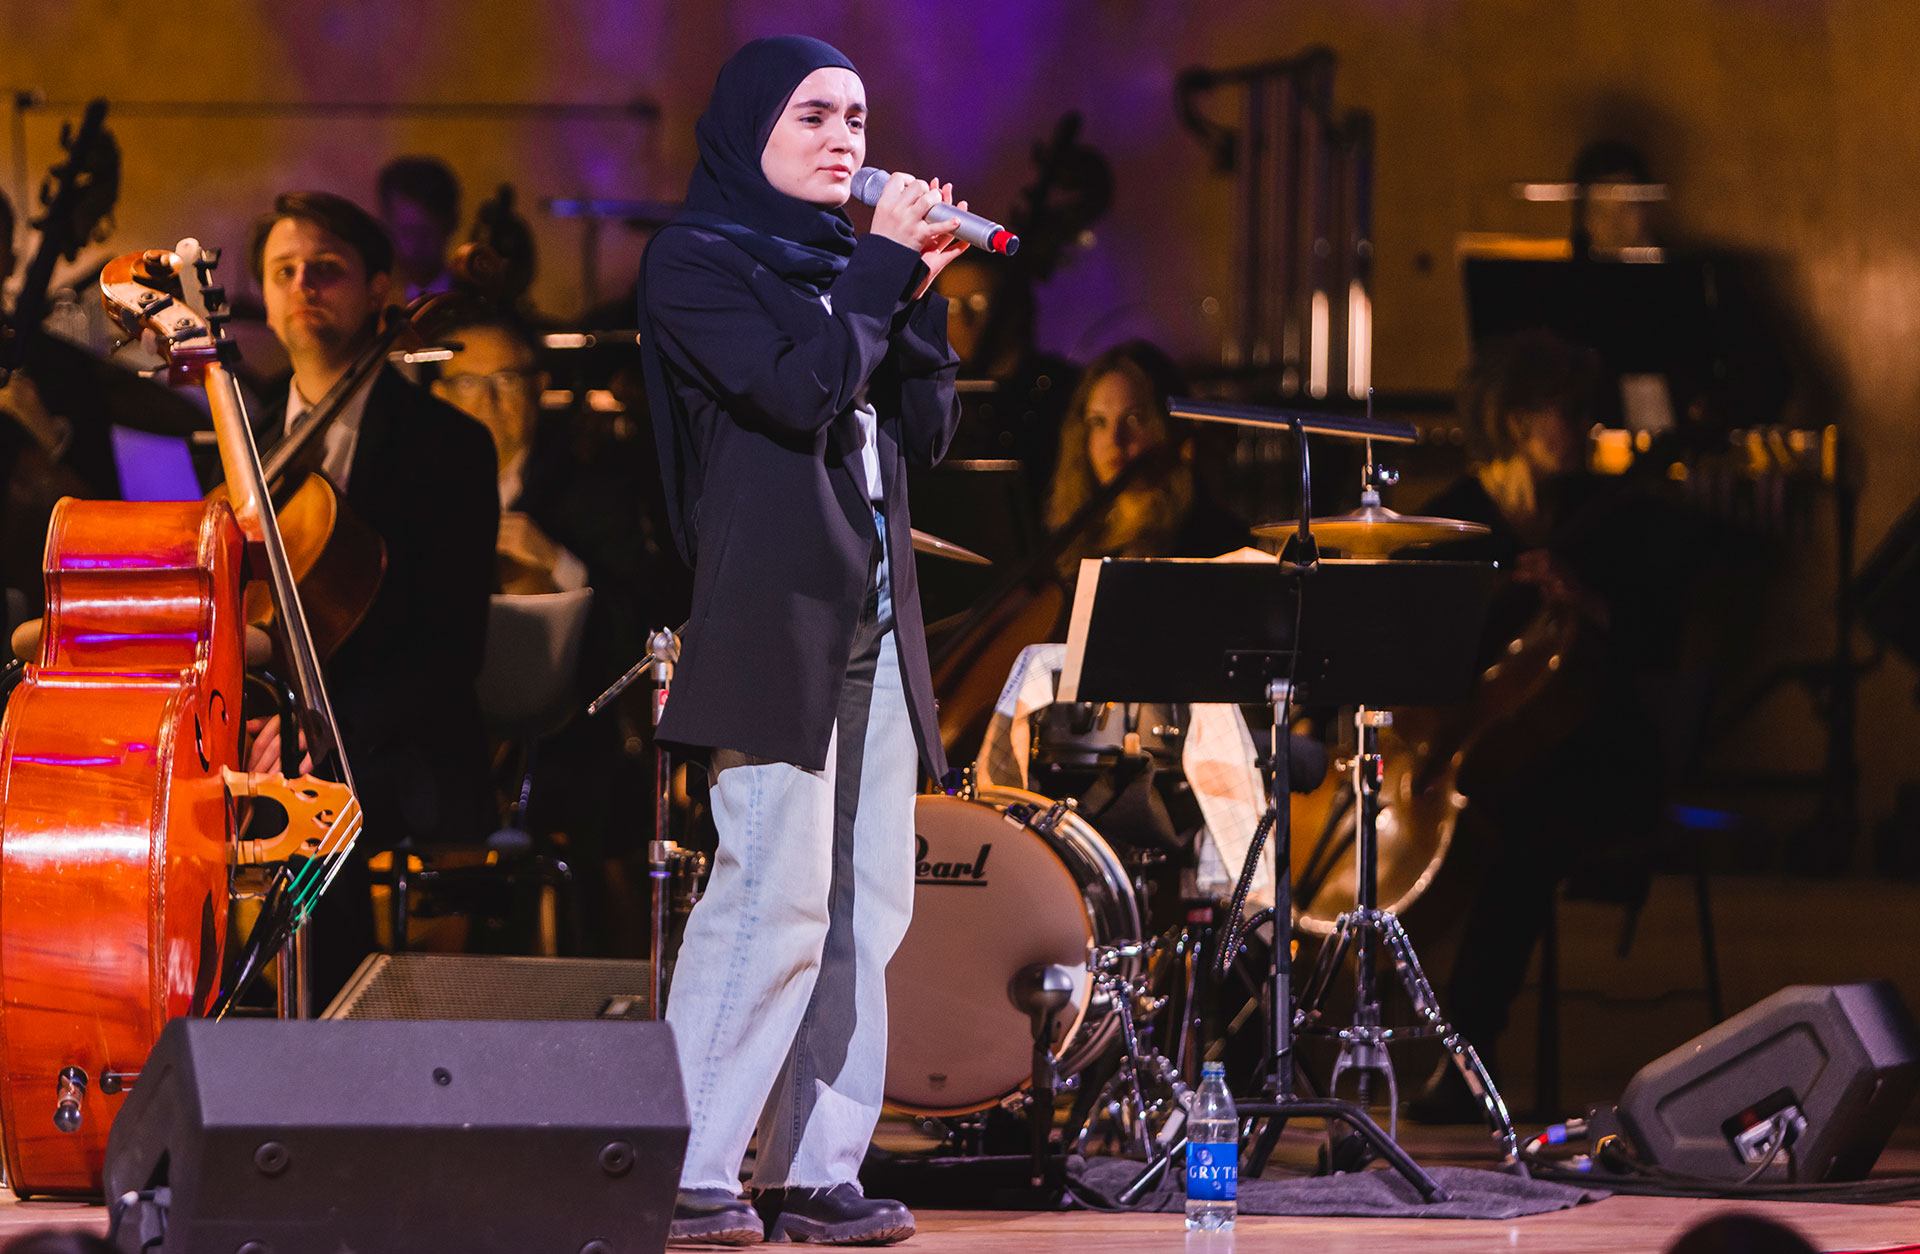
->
[441,369,535,403]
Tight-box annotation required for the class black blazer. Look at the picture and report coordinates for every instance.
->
[644,228,961,779]
[258,366,500,846]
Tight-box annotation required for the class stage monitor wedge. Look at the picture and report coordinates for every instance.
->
[324,951,656,1021]
[104,1017,687,1254]
[1613,981,1919,1182]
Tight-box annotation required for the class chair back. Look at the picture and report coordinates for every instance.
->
[475,587,595,742]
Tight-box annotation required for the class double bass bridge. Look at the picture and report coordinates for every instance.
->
[221,767,361,867]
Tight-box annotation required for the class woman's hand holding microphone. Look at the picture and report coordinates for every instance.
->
[868,172,971,298]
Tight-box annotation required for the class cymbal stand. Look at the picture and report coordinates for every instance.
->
[1290,704,1517,1163]
[1119,679,1448,1205]
[1283,452,1518,1167]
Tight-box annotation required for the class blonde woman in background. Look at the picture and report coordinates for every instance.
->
[1045,340,1247,580]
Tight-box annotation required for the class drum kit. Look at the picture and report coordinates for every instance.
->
[600,396,1521,1198]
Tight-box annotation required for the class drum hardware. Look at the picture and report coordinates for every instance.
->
[1009,963,1077,1185]
[1288,700,1514,1164]
[1005,794,1079,836]
[1237,401,1489,559]
[1070,942,1184,1164]
[54,1068,87,1134]
[669,846,708,915]
[1062,408,1495,1207]
[1251,502,1493,557]
[1293,774,1356,914]
[1266,442,1516,1170]
[1121,665,1450,1202]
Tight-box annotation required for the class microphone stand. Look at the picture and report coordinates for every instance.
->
[591,626,683,1018]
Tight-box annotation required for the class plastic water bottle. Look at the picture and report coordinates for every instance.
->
[1185,1061,1238,1230]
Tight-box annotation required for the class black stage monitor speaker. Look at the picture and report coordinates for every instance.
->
[1613,981,1919,1182]
[325,952,656,1020]
[104,1017,686,1254]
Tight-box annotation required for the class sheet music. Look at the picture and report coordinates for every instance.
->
[1057,557,1106,703]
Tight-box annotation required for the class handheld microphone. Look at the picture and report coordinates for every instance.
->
[848,167,1020,256]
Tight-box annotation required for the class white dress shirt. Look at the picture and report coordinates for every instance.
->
[284,375,373,489]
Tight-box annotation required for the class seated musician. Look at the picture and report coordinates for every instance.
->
[1034,342,1257,905]
[0,188,153,604]
[429,317,586,594]
[377,156,461,303]
[244,191,499,1004]
[1045,340,1248,577]
[0,189,79,605]
[1568,139,1661,261]
[1409,329,1675,1121]
[934,250,1078,501]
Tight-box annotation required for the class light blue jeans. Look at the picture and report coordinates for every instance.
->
[666,516,916,1192]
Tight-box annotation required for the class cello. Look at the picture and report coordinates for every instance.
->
[0,244,362,1197]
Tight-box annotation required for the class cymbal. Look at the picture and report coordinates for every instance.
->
[910,528,991,565]
[1253,504,1490,557]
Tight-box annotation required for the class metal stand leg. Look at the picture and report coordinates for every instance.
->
[389,851,410,955]
[1293,707,1519,1164]
[1382,908,1516,1159]
[1121,684,1451,1206]
[1325,709,1396,1143]
[277,922,310,1020]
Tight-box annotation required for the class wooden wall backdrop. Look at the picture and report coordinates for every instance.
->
[6,0,1919,851]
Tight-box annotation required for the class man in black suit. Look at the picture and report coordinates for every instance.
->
[246,191,499,1003]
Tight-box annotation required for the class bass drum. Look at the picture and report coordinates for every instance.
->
[886,786,1142,1116]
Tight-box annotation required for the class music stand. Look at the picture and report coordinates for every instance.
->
[1461,256,1720,380]
[1062,556,1502,1203]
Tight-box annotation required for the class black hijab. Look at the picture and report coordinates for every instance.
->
[640,34,864,564]
[679,34,860,295]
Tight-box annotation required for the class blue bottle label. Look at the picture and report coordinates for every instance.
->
[1186,1141,1238,1201]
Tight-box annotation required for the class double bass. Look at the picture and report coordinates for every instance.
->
[0,244,362,1196]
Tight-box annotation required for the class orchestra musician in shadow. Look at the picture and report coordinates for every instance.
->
[243,190,499,1006]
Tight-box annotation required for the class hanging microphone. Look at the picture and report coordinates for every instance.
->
[848,167,1019,256]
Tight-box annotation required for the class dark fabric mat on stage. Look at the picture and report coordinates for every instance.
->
[1068,1156,1611,1220]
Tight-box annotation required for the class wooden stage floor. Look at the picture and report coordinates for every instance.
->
[0,1193,1914,1252]
[3,1125,1915,1253]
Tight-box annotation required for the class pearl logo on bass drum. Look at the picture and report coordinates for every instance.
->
[915,834,991,886]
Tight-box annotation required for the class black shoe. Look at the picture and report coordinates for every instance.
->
[670,1188,765,1245]
[754,1184,915,1245]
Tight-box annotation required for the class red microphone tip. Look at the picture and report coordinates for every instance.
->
[990,230,1019,256]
